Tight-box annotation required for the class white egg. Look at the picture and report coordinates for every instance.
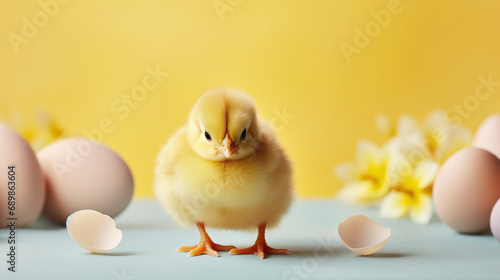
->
[338,215,391,256]
[66,209,122,253]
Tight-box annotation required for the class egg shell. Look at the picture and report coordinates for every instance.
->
[338,215,391,256]
[474,114,500,159]
[491,198,500,242]
[0,123,45,227]
[66,209,122,253]
[433,147,500,234]
[37,137,134,224]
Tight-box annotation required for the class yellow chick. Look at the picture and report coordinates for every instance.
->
[154,87,293,259]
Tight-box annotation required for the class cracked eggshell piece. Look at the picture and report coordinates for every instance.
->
[338,215,391,256]
[66,209,122,253]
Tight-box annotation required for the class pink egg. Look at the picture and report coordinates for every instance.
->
[0,124,45,227]
[491,198,500,242]
[433,147,500,234]
[474,114,500,159]
[37,138,134,224]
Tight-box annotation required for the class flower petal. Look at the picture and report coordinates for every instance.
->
[379,191,410,219]
[337,181,388,206]
[400,134,432,161]
[364,181,390,203]
[375,114,394,137]
[423,109,448,132]
[386,131,432,170]
[356,140,383,174]
[412,160,439,189]
[385,153,414,186]
[396,115,420,137]
[434,126,472,163]
[337,181,372,205]
[409,194,433,224]
[334,163,356,183]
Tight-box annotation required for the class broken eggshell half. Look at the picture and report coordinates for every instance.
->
[338,215,391,256]
[66,209,122,253]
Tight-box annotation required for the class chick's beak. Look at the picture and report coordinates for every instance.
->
[217,133,238,158]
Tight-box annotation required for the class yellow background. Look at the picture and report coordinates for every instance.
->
[1,0,500,198]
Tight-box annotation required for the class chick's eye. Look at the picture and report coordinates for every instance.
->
[204,131,212,141]
[240,128,247,140]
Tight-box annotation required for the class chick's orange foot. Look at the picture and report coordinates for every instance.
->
[229,223,290,259]
[176,223,235,257]
[177,242,235,257]
[229,242,290,259]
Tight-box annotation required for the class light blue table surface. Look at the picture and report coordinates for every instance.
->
[1,199,499,280]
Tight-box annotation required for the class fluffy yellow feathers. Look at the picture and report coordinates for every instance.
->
[154,87,293,259]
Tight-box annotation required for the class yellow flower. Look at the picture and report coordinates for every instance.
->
[388,110,471,164]
[421,110,471,163]
[337,110,469,224]
[380,159,439,224]
[334,140,391,206]
[7,110,64,151]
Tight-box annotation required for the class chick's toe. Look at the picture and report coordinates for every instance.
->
[176,222,235,257]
